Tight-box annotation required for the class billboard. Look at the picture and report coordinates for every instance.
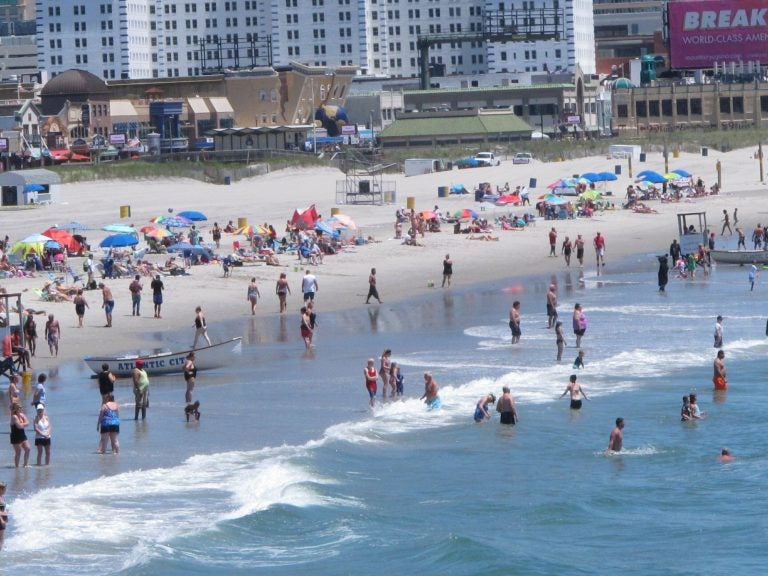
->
[668,0,768,69]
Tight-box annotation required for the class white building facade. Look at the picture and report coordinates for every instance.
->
[35,0,594,80]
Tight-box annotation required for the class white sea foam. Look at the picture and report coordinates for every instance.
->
[6,446,355,570]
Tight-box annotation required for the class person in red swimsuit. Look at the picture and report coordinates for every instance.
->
[364,358,378,408]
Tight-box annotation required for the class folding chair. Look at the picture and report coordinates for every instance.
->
[0,355,17,380]
[65,265,84,285]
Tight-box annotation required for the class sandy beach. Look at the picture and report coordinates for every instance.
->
[1,145,765,371]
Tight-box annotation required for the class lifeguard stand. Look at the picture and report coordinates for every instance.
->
[677,211,708,255]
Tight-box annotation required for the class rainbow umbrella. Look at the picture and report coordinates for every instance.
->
[151,215,193,227]
[419,210,437,219]
[495,194,522,205]
[144,228,172,239]
[234,225,259,236]
[330,214,357,229]
[453,208,478,219]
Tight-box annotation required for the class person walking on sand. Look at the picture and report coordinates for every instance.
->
[24,312,37,357]
[509,300,522,344]
[97,393,120,454]
[10,403,30,467]
[276,272,291,313]
[183,352,197,404]
[733,207,738,228]
[193,306,211,348]
[496,386,519,425]
[247,277,261,315]
[572,303,587,348]
[546,283,558,328]
[713,349,727,390]
[575,234,585,267]
[44,313,61,357]
[33,403,51,466]
[442,254,453,287]
[129,274,143,316]
[736,227,746,250]
[560,374,590,410]
[366,267,382,304]
[721,209,732,236]
[132,359,149,421]
[607,418,625,453]
[594,231,606,269]
[548,227,557,257]
[364,358,378,408]
[73,289,89,328]
[302,269,318,303]
[99,282,114,327]
[562,236,572,267]
[150,274,164,318]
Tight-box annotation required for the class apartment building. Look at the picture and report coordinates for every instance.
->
[35,0,594,81]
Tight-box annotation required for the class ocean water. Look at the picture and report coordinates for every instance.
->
[2,253,768,575]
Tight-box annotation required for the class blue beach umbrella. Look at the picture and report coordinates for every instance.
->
[671,168,692,178]
[100,234,139,248]
[44,239,63,250]
[23,183,45,193]
[580,172,601,182]
[596,172,618,182]
[314,221,341,237]
[103,223,137,234]
[167,242,207,254]
[177,210,208,221]
[635,170,666,184]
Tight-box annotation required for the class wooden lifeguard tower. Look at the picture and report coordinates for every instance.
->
[0,291,29,384]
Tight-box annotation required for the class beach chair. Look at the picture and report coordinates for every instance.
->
[0,355,17,380]
[65,265,84,285]
[47,271,64,284]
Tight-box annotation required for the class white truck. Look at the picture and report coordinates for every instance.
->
[474,152,500,167]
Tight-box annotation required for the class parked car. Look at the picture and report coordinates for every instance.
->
[474,152,500,166]
[512,152,533,164]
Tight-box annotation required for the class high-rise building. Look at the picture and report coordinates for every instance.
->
[35,0,594,81]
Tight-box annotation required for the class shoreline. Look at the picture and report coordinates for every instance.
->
[0,147,763,372]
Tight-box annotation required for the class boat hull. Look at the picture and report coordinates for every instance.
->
[83,337,242,377]
[710,250,768,265]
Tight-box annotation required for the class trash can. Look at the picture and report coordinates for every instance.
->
[702,147,708,157]
[22,371,33,387]
[614,164,622,175]
[237,217,248,228]
[120,205,131,218]
[529,177,537,188]
[446,161,453,170]
[438,186,448,198]
[639,152,646,162]
[331,207,340,216]
[407,196,416,210]
[673,148,680,158]
[224,175,232,185]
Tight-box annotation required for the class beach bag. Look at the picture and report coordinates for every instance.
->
[83,261,90,272]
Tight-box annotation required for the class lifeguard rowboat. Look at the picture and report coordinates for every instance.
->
[83,337,242,377]
[709,250,768,265]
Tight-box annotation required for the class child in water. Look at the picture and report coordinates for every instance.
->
[390,363,404,397]
[573,350,586,369]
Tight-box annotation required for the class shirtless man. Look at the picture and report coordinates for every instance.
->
[575,234,586,267]
[713,349,727,390]
[99,282,114,328]
[608,417,624,453]
[559,374,590,410]
[421,372,441,410]
[44,314,61,357]
[546,284,558,328]
[509,300,521,344]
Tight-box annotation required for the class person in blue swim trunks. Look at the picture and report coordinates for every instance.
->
[474,393,496,422]
[421,372,441,410]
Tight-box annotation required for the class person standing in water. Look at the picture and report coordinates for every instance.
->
[546,283,558,329]
[749,261,758,291]
[713,350,727,390]
[559,374,590,410]
[657,254,669,292]
[473,393,496,422]
[496,386,519,425]
[714,315,723,348]
[509,301,522,344]
[442,254,453,287]
[132,359,149,421]
[593,231,606,270]
[379,349,392,399]
[33,403,51,466]
[572,303,587,348]
[421,372,441,409]
[555,321,566,362]
[608,418,624,453]
[364,358,378,408]
[183,352,197,404]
